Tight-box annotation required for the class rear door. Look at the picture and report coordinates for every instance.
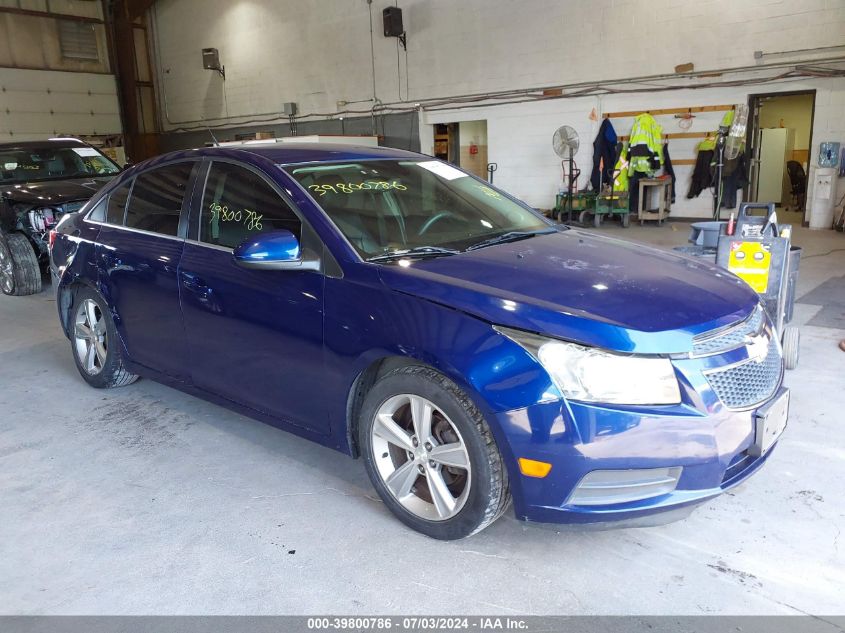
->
[95,160,199,381]
[178,159,327,433]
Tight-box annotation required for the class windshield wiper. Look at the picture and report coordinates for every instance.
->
[465,228,557,252]
[367,246,461,263]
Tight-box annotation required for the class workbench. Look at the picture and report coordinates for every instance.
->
[636,178,672,225]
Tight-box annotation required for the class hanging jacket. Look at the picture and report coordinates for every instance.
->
[590,118,618,191]
[698,135,717,152]
[687,148,715,198]
[627,113,663,175]
[663,142,677,203]
[720,153,749,209]
[612,142,629,192]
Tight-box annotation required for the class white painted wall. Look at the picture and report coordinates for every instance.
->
[152,0,397,128]
[152,0,845,123]
[150,0,845,216]
[421,78,845,217]
[0,67,122,141]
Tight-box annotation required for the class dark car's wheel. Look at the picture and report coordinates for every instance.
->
[359,365,510,539]
[70,287,138,388]
[0,231,42,296]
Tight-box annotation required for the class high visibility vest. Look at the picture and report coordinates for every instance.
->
[627,113,663,175]
[613,143,629,192]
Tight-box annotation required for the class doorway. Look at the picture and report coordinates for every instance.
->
[432,120,488,180]
[746,91,815,224]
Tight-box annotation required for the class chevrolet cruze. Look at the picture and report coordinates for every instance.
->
[50,143,789,539]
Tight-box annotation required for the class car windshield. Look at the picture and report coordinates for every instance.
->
[285,159,553,259]
[0,146,120,185]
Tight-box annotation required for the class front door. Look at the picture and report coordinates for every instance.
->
[95,161,197,380]
[178,160,327,433]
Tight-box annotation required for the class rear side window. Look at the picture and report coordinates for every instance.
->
[200,162,301,249]
[106,183,130,224]
[125,162,193,237]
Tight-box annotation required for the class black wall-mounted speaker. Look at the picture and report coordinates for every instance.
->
[383,7,404,37]
[202,48,221,70]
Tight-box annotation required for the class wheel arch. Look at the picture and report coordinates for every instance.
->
[57,277,97,338]
[344,352,502,460]
[57,276,116,339]
[0,197,16,233]
[346,355,413,457]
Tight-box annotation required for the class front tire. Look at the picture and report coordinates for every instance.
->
[0,231,41,296]
[70,287,139,388]
[359,365,510,539]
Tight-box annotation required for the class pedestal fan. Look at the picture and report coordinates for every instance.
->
[553,125,580,222]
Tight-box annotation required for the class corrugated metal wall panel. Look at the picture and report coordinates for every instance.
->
[0,67,121,140]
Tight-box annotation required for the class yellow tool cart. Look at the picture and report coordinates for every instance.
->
[715,203,802,369]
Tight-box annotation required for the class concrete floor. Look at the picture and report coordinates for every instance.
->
[1,222,843,615]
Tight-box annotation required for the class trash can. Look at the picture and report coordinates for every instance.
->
[673,245,717,264]
[688,221,727,248]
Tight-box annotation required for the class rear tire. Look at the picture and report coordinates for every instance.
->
[0,231,41,296]
[70,286,139,388]
[359,365,510,540]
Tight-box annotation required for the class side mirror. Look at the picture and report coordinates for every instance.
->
[233,230,319,271]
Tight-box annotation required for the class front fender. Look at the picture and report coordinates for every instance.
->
[323,273,563,479]
[0,198,15,232]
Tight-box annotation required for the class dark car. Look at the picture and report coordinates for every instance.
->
[50,144,788,540]
[0,139,120,295]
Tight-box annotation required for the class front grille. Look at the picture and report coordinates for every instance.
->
[693,305,764,357]
[705,335,782,409]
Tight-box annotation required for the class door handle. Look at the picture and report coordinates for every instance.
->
[181,273,210,295]
[180,273,223,313]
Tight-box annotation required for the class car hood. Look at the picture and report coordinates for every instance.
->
[1,177,113,206]
[376,230,759,354]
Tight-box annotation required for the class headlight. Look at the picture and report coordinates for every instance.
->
[497,326,681,405]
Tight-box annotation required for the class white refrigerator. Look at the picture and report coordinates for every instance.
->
[755,128,794,205]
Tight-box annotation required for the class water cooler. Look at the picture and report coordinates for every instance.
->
[809,167,838,230]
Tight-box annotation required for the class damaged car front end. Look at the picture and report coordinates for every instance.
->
[0,139,119,295]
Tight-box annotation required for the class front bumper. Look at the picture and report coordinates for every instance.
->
[495,388,784,526]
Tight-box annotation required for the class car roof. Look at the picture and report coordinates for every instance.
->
[176,142,426,165]
[0,139,91,151]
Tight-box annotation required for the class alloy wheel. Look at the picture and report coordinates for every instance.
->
[73,298,108,375]
[371,394,471,521]
[0,241,13,293]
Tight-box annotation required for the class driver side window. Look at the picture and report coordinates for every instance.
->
[200,162,301,249]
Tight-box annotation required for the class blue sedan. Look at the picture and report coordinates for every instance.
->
[50,143,788,539]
